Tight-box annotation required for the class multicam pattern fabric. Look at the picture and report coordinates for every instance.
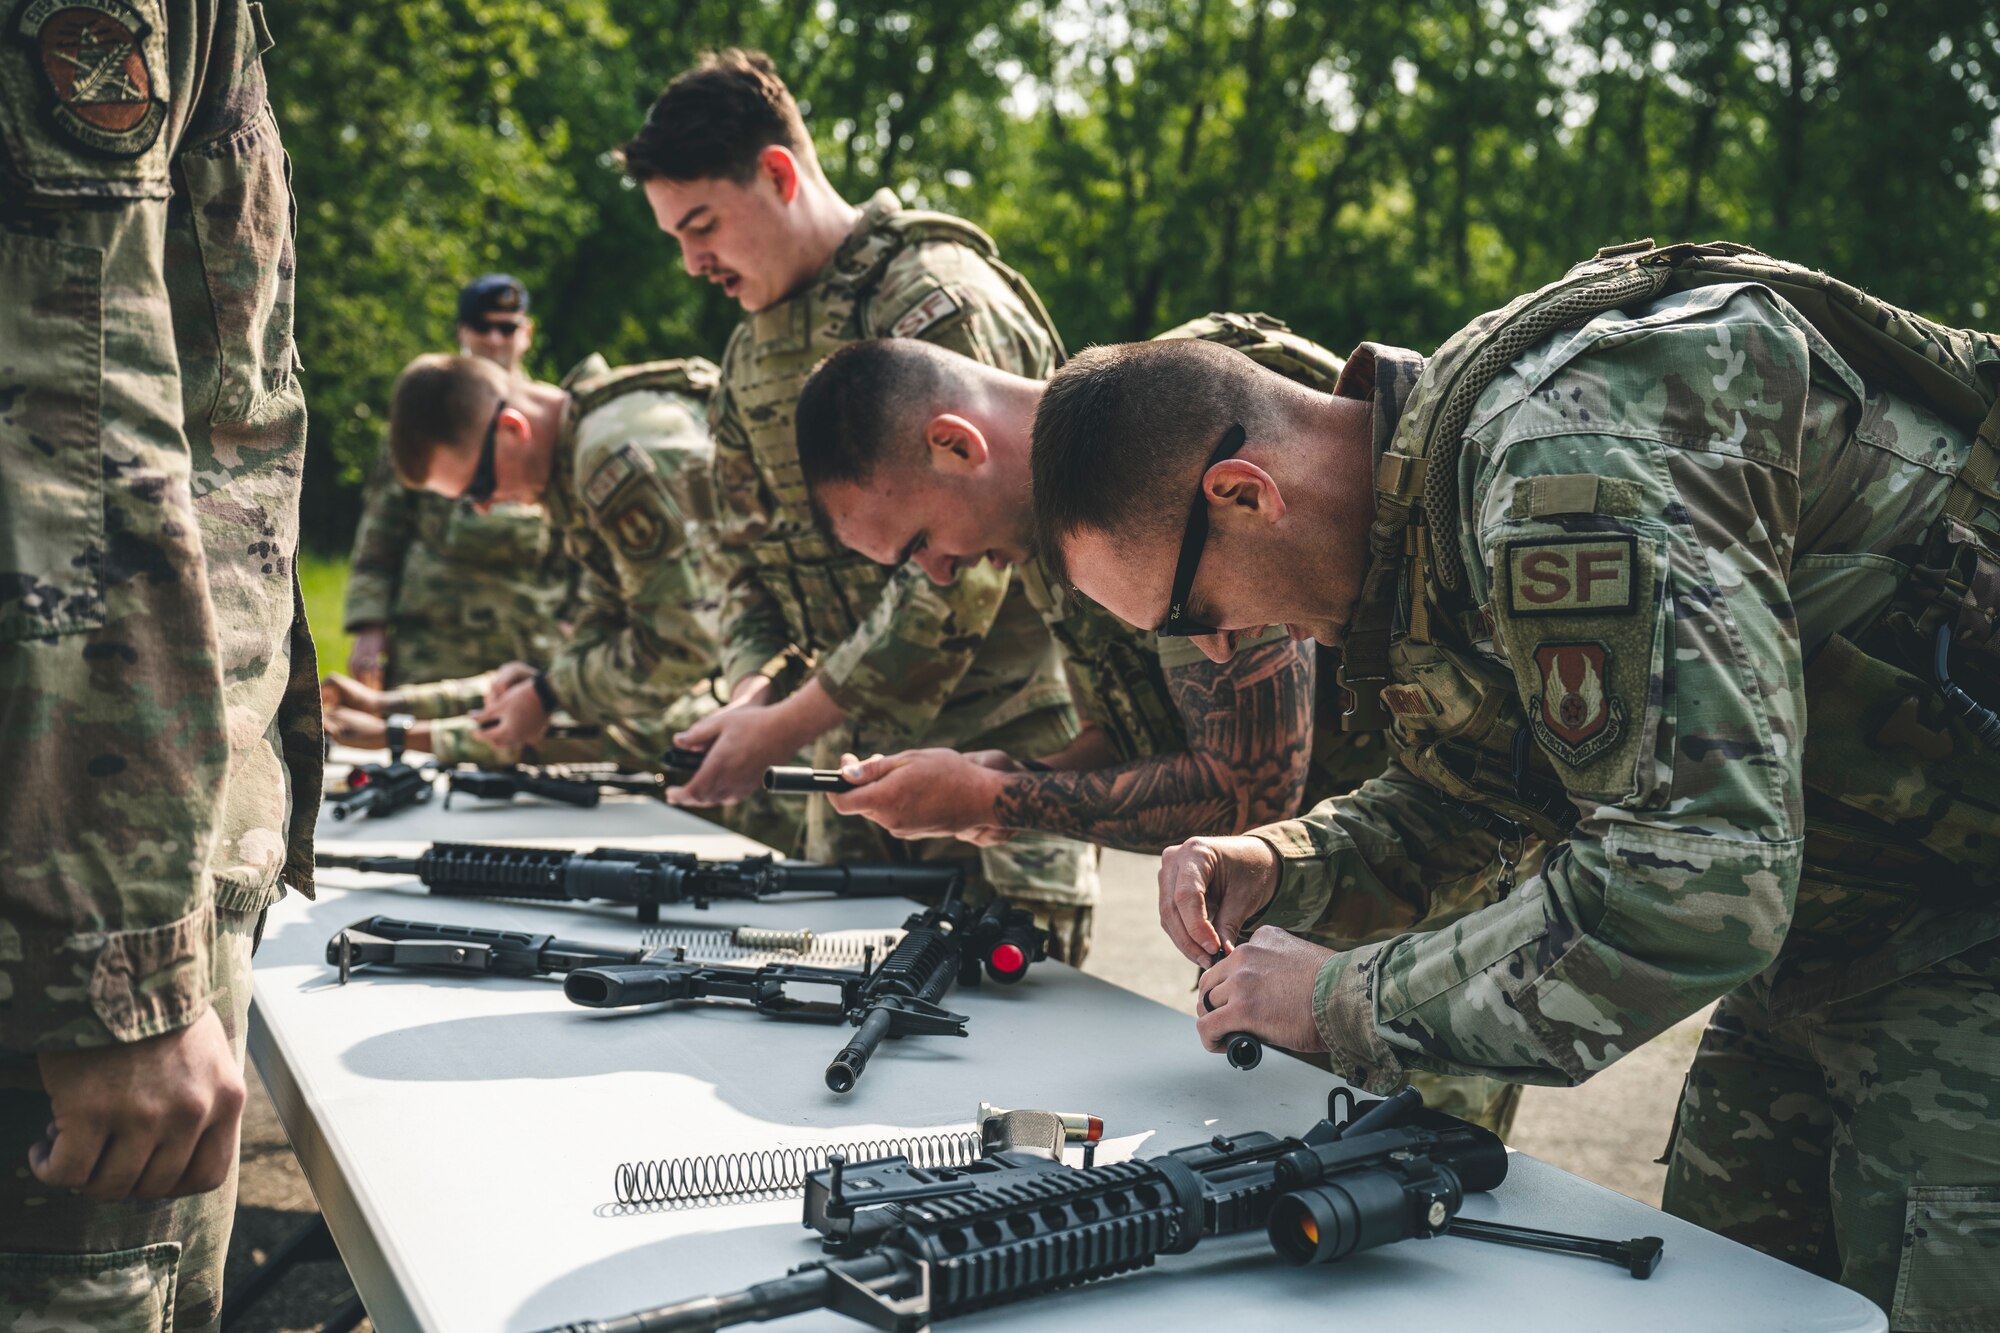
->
[1,0,317,1057]
[1251,263,2000,1317]
[1,3,310,1327]
[538,359,723,728]
[342,454,569,684]
[709,189,1089,907]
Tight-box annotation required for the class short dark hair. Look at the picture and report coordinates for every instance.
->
[619,49,811,184]
[387,353,508,488]
[796,340,968,505]
[1030,340,1259,587]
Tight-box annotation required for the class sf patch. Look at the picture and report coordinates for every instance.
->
[15,0,165,158]
[889,286,963,340]
[1529,641,1624,767]
[582,445,641,511]
[1505,535,1637,616]
[608,499,666,559]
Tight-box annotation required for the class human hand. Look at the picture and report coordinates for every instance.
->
[472,677,551,749]
[346,625,388,690]
[1194,926,1332,1056]
[827,749,1007,842]
[483,661,539,711]
[668,701,796,806]
[1156,835,1282,965]
[31,1007,246,1202]
[323,706,388,750]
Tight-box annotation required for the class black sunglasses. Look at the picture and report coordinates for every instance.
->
[462,398,507,504]
[1157,422,1246,637]
[469,318,521,336]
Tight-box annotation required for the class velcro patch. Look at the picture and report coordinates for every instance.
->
[889,286,963,340]
[1529,640,1625,767]
[1505,535,1637,616]
[582,445,641,511]
[1380,684,1439,719]
[607,499,665,559]
[17,0,166,158]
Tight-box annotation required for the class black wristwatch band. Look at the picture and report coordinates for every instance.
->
[1018,758,1052,773]
[531,670,560,714]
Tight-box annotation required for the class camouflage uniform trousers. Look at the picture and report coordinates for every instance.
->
[0,905,260,1333]
[1661,933,2000,1329]
[806,708,1099,966]
[409,674,806,857]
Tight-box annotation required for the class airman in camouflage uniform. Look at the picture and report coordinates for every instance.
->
[1,2,320,1328]
[799,317,1509,1132]
[341,277,576,687]
[623,52,1092,958]
[1039,243,2000,1326]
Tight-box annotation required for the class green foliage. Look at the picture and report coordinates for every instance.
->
[272,0,2000,551]
[297,549,354,678]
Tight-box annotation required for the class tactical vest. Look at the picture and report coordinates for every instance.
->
[725,198,1064,653]
[1343,241,2000,941]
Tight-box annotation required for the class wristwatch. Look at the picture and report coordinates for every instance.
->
[531,670,560,715]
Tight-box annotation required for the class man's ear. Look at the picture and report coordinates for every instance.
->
[760,145,802,204]
[496,405,533,442]
[925,413,990,475]
[1203,459,1286,523]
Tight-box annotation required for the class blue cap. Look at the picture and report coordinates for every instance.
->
[457,274,530,325]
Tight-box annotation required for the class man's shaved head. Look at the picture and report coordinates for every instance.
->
[797,339,977,495]
[1029,339,1267,587]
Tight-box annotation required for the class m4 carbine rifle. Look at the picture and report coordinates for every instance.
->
[443,766,663,809]
[322,914,837,984]
[324,760,436,821]
[314,842,955,923]
[541,1089,1661,1333]
[563,876,1050,1093]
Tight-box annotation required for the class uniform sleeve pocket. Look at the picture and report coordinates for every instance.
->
[0,1243,179,1333]
[0,231,106,641]
[1891,1185,2000,1332]
[180,103,298,426]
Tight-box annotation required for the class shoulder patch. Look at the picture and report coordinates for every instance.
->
[15,0,166,158]
[606,499,666,560]
[889,286,963,340]
[1505,535,1638,616]
[1528,641,1625,766]
[582,444,642,512]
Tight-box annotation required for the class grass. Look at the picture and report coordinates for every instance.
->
[298,548,352,678]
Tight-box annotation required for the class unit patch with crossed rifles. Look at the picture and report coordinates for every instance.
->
[15,0,165,157]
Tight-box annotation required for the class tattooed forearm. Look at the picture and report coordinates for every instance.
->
[990,638,1315,853]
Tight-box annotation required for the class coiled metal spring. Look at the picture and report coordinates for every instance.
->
[609,1130,980,1211]
[637,927,903,967]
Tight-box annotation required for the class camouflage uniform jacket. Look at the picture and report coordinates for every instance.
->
[341,450,568,682]
[709,189,1070,748]
[538,358,723,725]
[0,0,320,1052]
[1255,278,2000,1093]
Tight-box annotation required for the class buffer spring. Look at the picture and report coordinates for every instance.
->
[608,1130,981,1211]
[637,927,904,968]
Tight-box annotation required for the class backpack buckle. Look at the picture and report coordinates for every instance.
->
[1593,238,1657,261]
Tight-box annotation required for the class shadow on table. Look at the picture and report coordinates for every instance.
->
[508,1217,1276,1332]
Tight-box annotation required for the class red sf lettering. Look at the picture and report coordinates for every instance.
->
[1519,551,1570,604]
[1574,549,1623,602]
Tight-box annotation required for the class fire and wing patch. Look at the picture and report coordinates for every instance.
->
[15,0,165,158]
[1530,641,1624,767]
